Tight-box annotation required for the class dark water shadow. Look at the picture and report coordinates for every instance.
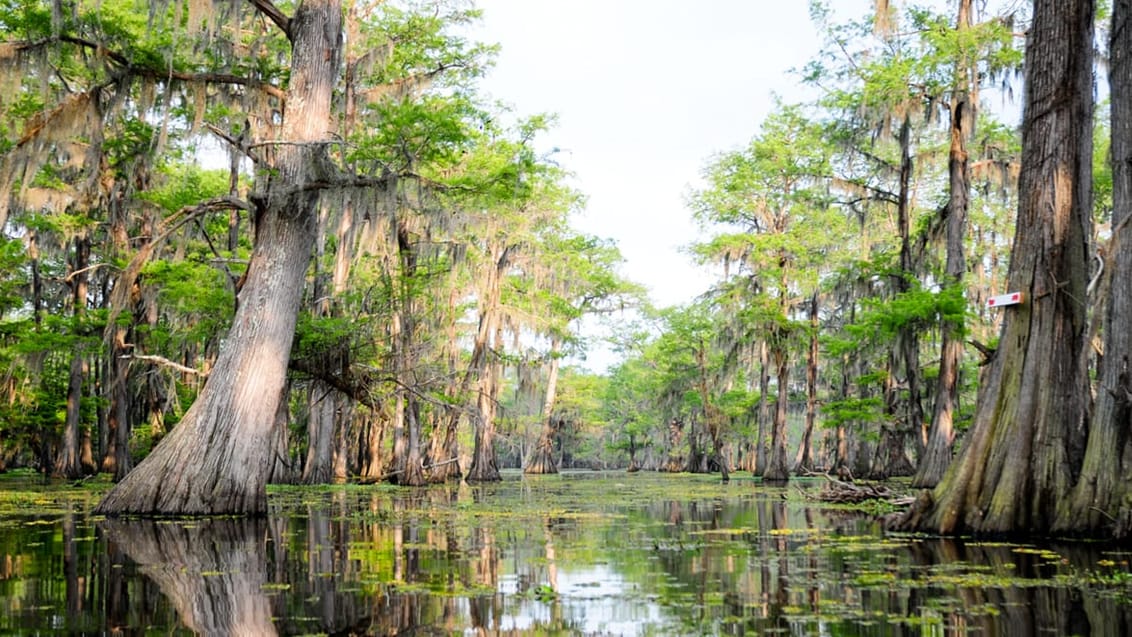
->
[100,518,277,636]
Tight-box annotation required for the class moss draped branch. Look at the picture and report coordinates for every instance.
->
[15,36,286,101]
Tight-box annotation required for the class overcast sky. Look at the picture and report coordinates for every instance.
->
[470,1,824,309]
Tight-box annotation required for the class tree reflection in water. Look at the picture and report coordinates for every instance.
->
[100,518,277,636]
[5,474,1132,635]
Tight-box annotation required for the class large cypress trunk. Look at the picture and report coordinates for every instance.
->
[664,418,684,472]
[427,288,466,482]
[872,348,916,479]
[388,222,426,486]
[96,0,342,515]
[1055,0,1132,537]
[302,381,342,484]
[901,0,1094,535]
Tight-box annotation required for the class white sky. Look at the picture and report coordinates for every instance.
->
[471,1,824,309]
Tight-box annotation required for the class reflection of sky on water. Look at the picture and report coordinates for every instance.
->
[5,474,1132,635]
[492,565,668,635]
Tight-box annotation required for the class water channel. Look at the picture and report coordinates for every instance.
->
[0,470,1130,635]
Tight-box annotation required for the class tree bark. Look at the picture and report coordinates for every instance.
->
[356,409,387,481]
[763,346,791,482]
[427,288,466,482]
[302,381,341,484]
[387,221,426,486]
[913,0,973,488]
[692,339,729,481]
[872,348,916,479]
[466,245,509,483]
[880,116,922,477]
[794,293,820,474]
[467,323,503,482]
[103,330,134,481]
[1055,0,1132,537]
[96,0,343,515]
[268,383,297,484]
[901,0,1094,535]
[755,339,771,473]
[524,338,562,474]
[56,236,90,479]
[664,418,684,472]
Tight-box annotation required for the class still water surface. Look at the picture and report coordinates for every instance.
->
[1,471,1131,635]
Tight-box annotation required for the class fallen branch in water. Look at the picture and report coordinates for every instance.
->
[810,475,916,507]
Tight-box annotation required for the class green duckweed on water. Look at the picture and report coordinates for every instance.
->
[0,470,1130,635]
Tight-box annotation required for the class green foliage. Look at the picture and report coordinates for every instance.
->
[351,94,480,171]
[142,165,231,213]
[137,259,234,348]
[0,238,27,317]
[355,2,496,89]
[822,396,884,430]
[851,282,968,343]
[1094,102,1113,222]
[717,387,758,421]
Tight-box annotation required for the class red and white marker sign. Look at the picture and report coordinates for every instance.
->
[987,292,1023,308]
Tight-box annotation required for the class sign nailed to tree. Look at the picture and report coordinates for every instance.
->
[986,292,1023,308]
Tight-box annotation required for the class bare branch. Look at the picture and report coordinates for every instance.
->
[65,262,117,284]
[123,354,208,377]
[206,123,261,163]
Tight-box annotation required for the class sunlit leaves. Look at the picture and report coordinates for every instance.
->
[141,165,230,213]
[350,94,480,173]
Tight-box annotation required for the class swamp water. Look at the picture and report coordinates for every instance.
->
[0,471,1131,635]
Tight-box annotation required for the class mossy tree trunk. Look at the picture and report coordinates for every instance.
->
[874,117,921,480]
[1055,0,1132,537]
[428,288,467,482]
[466,244,510,483]
[96,0,342,515]
[302,381,344,484]
[763,345,791,482]
[467,323,503,482]
[872,347,916,480]
[755,340,771,473]
[55,235,91,479]
[524,337,562,475]
[692,338,729,482]
[357,409,387,481]
[664,418,685,472]
[794,293,820,474]
[901,0,1094,534]
[913,0,974,489]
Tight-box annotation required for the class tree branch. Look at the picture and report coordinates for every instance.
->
[289,357,380,410]
[123,354,208,377]
[248,0,292,39]
[25,35,286,101]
